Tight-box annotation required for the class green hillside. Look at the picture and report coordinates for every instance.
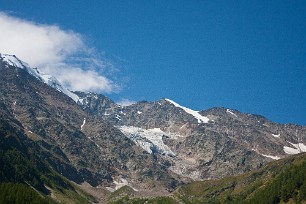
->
[177,153,306,204]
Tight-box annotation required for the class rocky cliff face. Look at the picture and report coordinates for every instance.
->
[75,92,306,180]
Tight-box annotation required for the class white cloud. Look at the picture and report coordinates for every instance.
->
[117,99,136,106]
[0,12,119,93]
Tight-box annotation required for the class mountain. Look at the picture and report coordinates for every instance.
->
[0,54,182,203]
[0,53,306,203]
[75,91,306,181]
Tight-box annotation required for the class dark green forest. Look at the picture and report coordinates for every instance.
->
[0,182,50,204]
[247,159,306,204]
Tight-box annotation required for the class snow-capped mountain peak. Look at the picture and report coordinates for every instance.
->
[0,53,81,103]
[1,54,43,79]
[1,54,27,68]
[40,74,80,103]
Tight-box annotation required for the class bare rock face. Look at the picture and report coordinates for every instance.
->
[74,91,118,115]
[75,92,306,180]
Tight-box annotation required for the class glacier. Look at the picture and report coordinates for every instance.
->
[118,125,176,157]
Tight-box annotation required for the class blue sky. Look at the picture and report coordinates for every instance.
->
[0,1,305,125]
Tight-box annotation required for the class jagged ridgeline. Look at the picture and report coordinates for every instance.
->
[0,54,306,203]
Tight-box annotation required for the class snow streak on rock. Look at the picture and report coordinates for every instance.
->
[81,118,86,130]
[226,109,238,118]
[272,133,280,138]
[165,98,209,123]
[261,154,280,160]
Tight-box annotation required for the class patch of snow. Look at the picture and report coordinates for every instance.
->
[165,98,209,123]
[272,133,280,138]
[226,109,238,117]
[283,146,300,154]
[288,142,299,149]
[107,178,138,192]
[95,143,102,149]
[137,111,142,115]
[80,118,86,130]
[115,114,121,120]
[113,178,128,190]
[78,98,85,105]
[252,148,280,160]
[118,126,175,156]
[283,142,306,155]
[106,187,115,192]
[288,142,306,152]
[119,111,126,115]
[180,123,188,129]
[298,143,306,152]
[28,130,33,134]
[261,154,280,160]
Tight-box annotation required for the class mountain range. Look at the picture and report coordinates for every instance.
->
[0,53,305,203]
